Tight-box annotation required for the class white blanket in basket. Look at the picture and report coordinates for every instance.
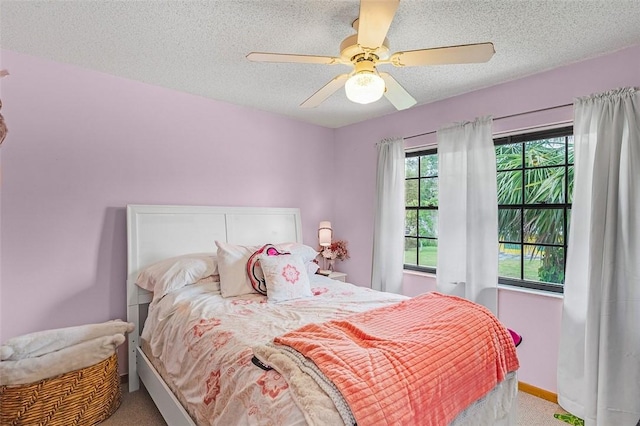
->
[0,320,133,385]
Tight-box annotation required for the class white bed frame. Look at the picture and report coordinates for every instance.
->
[126,204,303,426]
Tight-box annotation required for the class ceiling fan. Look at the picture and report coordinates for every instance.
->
[246,0,495,110]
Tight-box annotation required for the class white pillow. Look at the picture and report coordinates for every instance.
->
[306,261,320,275]
[274,242,319,263]
[194,274,221,293]
[136,253,218,301]
[216,241,260,298]
[260,254,312,302]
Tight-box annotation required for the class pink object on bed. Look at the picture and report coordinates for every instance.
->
[508,328,523,347]
[274,292,520,426]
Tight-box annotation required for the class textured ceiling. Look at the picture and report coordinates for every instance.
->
[2,0,640,128]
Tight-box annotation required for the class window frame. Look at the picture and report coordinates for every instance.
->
[404,148,438,274]
[495,126,573,293]
[404,126,574,294]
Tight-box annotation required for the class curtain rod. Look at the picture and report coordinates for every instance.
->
[404,102,573,140]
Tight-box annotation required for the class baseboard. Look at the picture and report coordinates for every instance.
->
[518,381,558,404]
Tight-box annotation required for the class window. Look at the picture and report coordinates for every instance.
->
[495,127,573,293]
[404,149,438,272]
[404,126,574,293]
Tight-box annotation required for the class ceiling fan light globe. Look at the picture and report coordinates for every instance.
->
[345,72,385,104]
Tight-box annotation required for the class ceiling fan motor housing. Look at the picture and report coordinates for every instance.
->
[353,59,378,75]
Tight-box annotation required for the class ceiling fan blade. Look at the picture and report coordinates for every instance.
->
[246,52,341,65]
[357,0,400,50]
[380,72,416,110]
[300,74,350,108]
[390,42,495,67]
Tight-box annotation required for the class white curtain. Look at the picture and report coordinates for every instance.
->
[436,116,498,315]
[557,87,640,426]
[371,137,405,294]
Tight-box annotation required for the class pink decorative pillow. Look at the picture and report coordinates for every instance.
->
[259,254,312,302]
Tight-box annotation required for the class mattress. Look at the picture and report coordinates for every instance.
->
[140,274,517,425]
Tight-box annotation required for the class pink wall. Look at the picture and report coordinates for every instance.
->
[334,44,640,393]
[0,50,335,352]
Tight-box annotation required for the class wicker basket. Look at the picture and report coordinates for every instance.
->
[0,353,121,426]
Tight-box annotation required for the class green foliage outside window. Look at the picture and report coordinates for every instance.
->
[496,132,573,289]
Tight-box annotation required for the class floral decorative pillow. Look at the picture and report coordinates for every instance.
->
[247,244,290,295]
[259,254,312,302]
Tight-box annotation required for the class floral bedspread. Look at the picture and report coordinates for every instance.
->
[140,274,407,426]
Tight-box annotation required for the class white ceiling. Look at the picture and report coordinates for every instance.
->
[2,1,640,128]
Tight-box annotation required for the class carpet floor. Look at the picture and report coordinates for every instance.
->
[100,384,568,425]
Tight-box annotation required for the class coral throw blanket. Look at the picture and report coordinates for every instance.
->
[274,292,519,425]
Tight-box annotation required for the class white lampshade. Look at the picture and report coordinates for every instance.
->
[318,221,332,247]
[345,72,385,105]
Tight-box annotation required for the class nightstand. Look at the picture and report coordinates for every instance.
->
[328,271,347,282]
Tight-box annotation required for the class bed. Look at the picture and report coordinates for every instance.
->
[126,204,519,425]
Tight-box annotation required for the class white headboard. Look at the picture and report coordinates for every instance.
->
[127,204,302,302]
[126,204,302,391]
